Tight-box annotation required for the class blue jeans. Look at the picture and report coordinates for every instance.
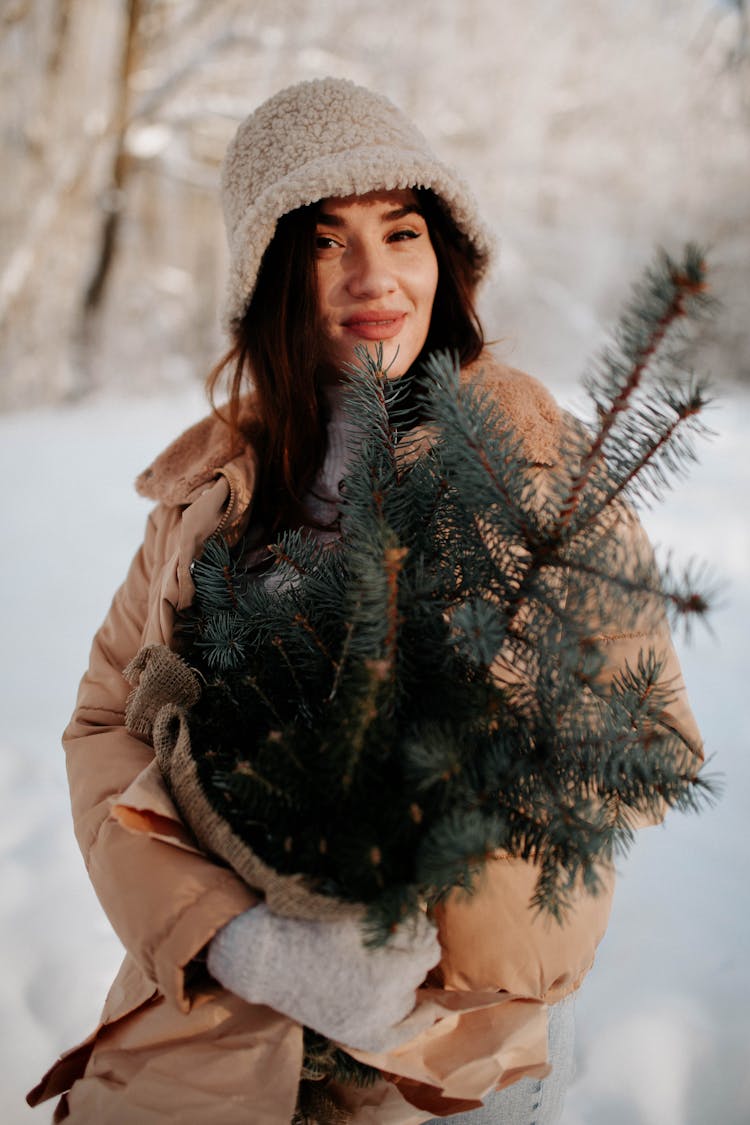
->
[424,994,576,1124]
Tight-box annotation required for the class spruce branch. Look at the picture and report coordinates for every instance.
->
[590,378,712,514]
[338,656,388,792]
[272,634,308,704]
[239,671,285,728]
[326,620,355,703]
[293,610,336,666]
[554,245,711,535]
[166,244,720,1094]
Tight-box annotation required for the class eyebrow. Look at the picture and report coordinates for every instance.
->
[316,204,422,227]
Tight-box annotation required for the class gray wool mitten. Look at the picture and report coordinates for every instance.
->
[206,903,441,1053]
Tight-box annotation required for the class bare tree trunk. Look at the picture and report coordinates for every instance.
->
[74,0,142,389]
[0,0,127,408]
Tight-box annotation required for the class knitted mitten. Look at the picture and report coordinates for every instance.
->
[207,903,440,1052]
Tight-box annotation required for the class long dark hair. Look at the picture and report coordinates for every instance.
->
[206,188,485,532]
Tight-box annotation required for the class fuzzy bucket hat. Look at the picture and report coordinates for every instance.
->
[220,77,494,333]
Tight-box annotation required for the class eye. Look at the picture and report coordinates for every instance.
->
[387,228,421,243]
[314,229,344,247]
[315,233,342,251]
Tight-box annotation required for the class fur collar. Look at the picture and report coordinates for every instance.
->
[135,352,563,507]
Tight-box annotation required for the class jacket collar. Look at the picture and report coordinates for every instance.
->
[458,353,562,467]
[135,407,256,508]
[134,351,562,509]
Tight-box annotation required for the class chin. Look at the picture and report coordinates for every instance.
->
[361,342,418,380]
[324,337,423,381]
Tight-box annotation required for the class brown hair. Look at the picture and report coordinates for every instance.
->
[206,189,485,532]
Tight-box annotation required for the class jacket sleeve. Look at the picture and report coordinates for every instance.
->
[63,505,257,1013]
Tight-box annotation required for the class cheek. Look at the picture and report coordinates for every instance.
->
[418,250,439,308]
[415,256,439,329]
[314,261,343,323]
[314,268,329,322]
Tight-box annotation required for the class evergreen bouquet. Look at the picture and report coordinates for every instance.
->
[126,246,716,1111]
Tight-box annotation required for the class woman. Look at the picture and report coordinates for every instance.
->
[28,78,701,1124]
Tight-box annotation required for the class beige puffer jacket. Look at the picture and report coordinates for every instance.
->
[28,352,702,1124]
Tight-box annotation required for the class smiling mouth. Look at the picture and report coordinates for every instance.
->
[342,313,406,340]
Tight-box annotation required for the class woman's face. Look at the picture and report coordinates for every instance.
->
[314,188,439,380]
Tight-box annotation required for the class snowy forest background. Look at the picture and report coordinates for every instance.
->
[1,1,749,1123]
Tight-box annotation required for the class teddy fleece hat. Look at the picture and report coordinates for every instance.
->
[220,77,494,332]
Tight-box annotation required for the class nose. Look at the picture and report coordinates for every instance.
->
[344,240,397,299]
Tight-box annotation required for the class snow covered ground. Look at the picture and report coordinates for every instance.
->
[1,377,748,1124]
